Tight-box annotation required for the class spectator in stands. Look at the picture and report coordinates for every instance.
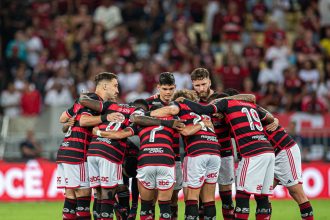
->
[0,82,21,118]
[294,30,321,65]
[20,129,42,160]
[259,81,282,112]
[298,60,320,91]
[118,62,143,94]
[25,27,43,68]
[264,19,286,48]
[319,0,330,28]
[44,80,73,107]
[251,0,268,32]
[5,30,27,64]
[20,82,41,116]
[302,91,328,114]
[125,82,150,103]
[286,120,308,161]
[13,63,30,91]
[173,61,192,90]
[270,0,290,29]
[283,67,305,111]
[320,27,330,57]
[258,60,281,92]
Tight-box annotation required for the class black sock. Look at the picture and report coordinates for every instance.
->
[131,178,139,209]
[117,189,130,211]
[255,195,271,220]
[171,205,178,219]
[76,196,91,220]
[198,197,204,219]
[100,199,114,220]
[234,191,250,220]
[299,201,314,219]
[63,198,76,220]
[203,201,216,220]
[159,200,172,220]
[185,200,199,220]
[140,200,153,220]
[220,190,234,219]
[93,197,98,220]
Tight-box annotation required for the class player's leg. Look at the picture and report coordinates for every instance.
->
[114,183,130,219]
[275,145,313,220]
[156,166,176,220]
[256,153,275,220]
[137,166,156,220]
[64,162,91,220]
[88,156,101,220]
[99,158,123,220]
[183,155,208,220]
[57,163,77,220]
[128,177,139,220]
[171,160,183,220]
[218,155,235,220]
[200,155,221,220]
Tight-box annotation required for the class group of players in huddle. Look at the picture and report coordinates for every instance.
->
[56,68,314,220]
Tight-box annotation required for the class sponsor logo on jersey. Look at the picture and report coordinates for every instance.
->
[143,148,164,153]
[96,137,112,145]
[252,135,267,141]
[201,135,218,142]
[90,176,100,182]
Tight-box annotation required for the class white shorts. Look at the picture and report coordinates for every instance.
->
[236,153,275,195]
[275,144,303,187]
[183,155,221,189]
[57,162,89,189]
[87,156,123,188]
[137,166,175,190]
[218,155,235,185]
[174,161,183,190]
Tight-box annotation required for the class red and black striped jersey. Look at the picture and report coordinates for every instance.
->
[146,94,181,161]
[264,125,296,155]
[132,117,176,168]
[174,102,220,156]
[87,102,143,164]
[56,93,102,164]
[212,116,233,158]
[213,99,274,157]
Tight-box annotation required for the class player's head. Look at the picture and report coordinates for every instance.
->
[190,68,212,99]
[132,99,149,112]
[94,72,119,101]
[172,89,199,102]
[223,88,239,96]
[157,72,176,102]
[207,92,229,103]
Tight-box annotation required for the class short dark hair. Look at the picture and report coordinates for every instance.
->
[207,92,229,102]
[172,89,199,102]
[159,72,175,85]
[94,72,117,85]
[224,88,239,96]
[190,68,210,81]
[132,99,149,111]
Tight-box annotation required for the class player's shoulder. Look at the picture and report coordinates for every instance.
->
[87,92,102,101]
[146,94,161,104]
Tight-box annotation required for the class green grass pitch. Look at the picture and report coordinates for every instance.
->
[0,200,329,219]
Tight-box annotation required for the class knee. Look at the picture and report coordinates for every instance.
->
[219,184,232,192]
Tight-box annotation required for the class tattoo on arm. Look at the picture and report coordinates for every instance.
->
[79,97,102,112]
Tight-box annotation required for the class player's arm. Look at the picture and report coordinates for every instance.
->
[179,120,213,136]
[62,118,75,133]
[59,104,75,123]
[79,94,104,112]
[93,127,135,139]
[130,115,185,130]
[181,99,217,115]
[257,106,279,131]
[257,106,275,125]
[213,94,256,104]
[149,105,180,117]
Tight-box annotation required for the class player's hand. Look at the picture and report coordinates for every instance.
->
[213,113,224,119]
[172,119,186,131]
[66,117,75,127]
[107,112,125,122]
[92,127,100,136]
[175,97,185,102]
[266,118,279,131]
[203,120,214,130]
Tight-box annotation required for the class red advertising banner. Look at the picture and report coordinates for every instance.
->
[0,160,329,201]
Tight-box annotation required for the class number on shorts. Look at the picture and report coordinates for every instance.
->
[149,126,164,142]
[241,107,263,131]
[106,122,122,131]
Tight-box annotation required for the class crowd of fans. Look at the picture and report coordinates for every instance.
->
[1,0,330,118]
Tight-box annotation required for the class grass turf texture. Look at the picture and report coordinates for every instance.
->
[0,200,329,220]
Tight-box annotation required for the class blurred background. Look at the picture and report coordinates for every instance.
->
[0,0,329,205]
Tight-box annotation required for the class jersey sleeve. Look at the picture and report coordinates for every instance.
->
[256,105,270,122]
[181,99,217,115]
[127,124,140,135]
[101,101,116,114]
[66,104,75,118]
[213,99,228,113]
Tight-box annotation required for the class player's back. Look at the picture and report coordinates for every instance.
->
[137,116,176,168]
[224,99,273,157]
